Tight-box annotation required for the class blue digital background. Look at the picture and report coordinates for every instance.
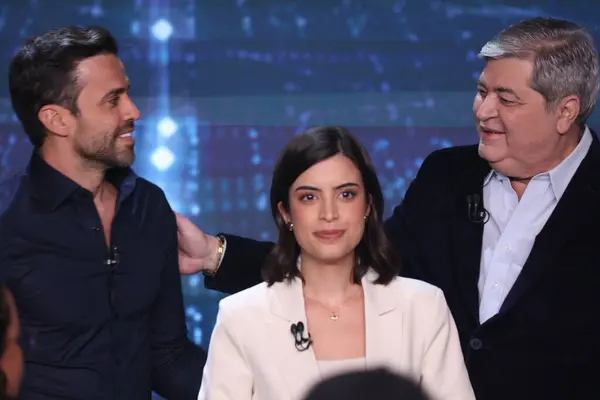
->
[0,1,598,397]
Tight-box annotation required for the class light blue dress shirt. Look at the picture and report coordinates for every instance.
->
[478,126,593,323]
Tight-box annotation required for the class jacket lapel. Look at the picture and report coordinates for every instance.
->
[362,271,401,370]
[499,133,600,316]
[267,271,403,398]
[449,155,491,326]
[267,278,320,399]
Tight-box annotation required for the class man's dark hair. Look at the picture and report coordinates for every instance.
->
[263,126,399,286]
[303,368,431,400]
[8,26,119,147]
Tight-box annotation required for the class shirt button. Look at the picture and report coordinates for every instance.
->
[469,338,483,350]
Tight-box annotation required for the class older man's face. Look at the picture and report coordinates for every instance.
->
[473,57,567,178]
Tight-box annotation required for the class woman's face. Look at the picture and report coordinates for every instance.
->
[278,154,370,266]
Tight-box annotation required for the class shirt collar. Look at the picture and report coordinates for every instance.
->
[549,125,592,199]
[27,150,138,211]
[483,169,495,187]
[483,126,593,200]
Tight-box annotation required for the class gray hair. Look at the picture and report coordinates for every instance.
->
[478,17,600,125]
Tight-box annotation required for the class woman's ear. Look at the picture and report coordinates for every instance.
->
[277,201,291,225]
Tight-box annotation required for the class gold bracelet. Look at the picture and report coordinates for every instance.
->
[204,235,225,277]
[215,235,225,265]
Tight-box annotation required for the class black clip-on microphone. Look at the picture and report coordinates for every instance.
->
[290,321,312,352]
[466,194,490,224]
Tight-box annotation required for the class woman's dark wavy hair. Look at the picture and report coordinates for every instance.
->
[262,126,399,286]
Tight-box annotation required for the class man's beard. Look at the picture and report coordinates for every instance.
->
[79,139,135,169]
[75,124,136,169]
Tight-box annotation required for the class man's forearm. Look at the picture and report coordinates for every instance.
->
[152,341,207,400]
[204,234,274,294]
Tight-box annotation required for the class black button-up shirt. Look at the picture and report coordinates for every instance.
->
[0,152,206,399]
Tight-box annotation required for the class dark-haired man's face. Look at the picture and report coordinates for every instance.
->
[278,154,370,267]
[71,54,140,168]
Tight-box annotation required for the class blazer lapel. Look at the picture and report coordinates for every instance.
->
[363,271,402,370]
[499,134,600,316]
[267,272,404,398]
[448,155,491,326]
[267,278,320,399]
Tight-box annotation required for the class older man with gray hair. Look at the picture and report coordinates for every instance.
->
[176,17,600,400]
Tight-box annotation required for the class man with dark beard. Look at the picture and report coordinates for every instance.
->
[0,26,205,399]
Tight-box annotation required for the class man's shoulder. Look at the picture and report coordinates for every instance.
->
[133,176,166,196]
[410,144,483,187]
[0,171,28,218]
[422,144,481,171]
[131,176,172,209]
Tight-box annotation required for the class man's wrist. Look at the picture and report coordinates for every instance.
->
[203,235,226,277]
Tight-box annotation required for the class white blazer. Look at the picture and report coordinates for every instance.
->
[198,271,475,400]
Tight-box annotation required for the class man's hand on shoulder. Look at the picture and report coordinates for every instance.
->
[175,213,221,275]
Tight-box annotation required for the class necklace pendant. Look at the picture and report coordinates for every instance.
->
[330,314,339,321]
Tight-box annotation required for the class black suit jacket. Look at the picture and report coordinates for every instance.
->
[206,138,600,400]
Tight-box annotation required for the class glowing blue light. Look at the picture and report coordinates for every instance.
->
[158,117,178,138]
[193,328,202,345]
[130,21,141,36]
[151,19,173,42]
[151,146,175,171]
[188,275,200,288]
[90,5,103,17]
[190,204,201,215]
[374,139,390,151]
[256,193,268,211]
[186,182,199,192]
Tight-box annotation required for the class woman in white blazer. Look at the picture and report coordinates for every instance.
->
[198,126,475,400]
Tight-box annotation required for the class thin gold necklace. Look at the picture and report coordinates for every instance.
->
[304,290,361,321]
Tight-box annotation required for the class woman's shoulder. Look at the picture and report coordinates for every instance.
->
[376,275,445,306]
[215,279,302,336]
[218,281,271,315]
[375,276,450,325]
